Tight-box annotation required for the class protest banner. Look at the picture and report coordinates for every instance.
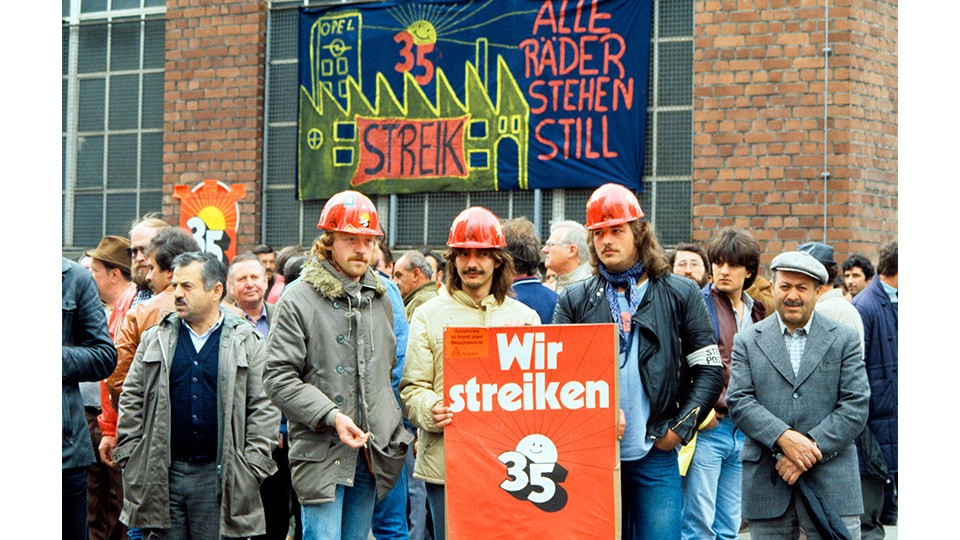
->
[444,323,620,539]
[297,0,652,199]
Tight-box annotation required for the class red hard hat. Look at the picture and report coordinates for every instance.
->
[585,183,645,230]
[447,206,507,249]
[317,190,382,236]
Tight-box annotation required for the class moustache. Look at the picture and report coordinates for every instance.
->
[782,299,804,307]
[175,299,187,307]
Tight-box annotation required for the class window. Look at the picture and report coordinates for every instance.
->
[62,0,166,249]
[262,0,693,249]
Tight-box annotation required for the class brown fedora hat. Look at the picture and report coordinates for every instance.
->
[86,236,132,274]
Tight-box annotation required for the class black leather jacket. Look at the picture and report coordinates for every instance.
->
[553,273,722,443]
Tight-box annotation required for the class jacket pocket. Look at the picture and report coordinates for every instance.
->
[62,298,77,345]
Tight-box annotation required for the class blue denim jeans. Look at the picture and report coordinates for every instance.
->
[371,462,410,539]
[424,483,445,540]
[681,416,745,540]
[63,465,89,540]
[621,448,682,540]
[301,453,377,540]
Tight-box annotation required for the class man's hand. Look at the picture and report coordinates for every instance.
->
[617,409,626,441]
[654,429,682,451]
[333,412,368,449]
[775,429,822,471]
[432,403,453,429]
[99,435,117,468]
[776,454,805,485]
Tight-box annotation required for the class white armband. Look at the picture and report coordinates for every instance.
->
[686,344,721,367]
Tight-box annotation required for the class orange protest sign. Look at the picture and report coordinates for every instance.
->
[444,324,621,540]
[172,179,246,265]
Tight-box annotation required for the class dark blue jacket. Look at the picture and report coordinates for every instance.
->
[62,258,117,469]
[512,276,558,324]
[852,276,898,473]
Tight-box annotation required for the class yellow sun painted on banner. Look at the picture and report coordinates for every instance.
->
[407,20,437,45]
[197,206,227,231]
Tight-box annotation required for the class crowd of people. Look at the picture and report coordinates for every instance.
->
[63,184,897,540]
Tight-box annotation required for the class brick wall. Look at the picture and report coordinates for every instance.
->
[693,0,897,267]
[162,0,267,251]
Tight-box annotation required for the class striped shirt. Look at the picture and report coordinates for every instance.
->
[776,312,815,376]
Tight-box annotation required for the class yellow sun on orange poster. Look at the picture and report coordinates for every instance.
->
[173,179,246,265]
[444,323,621,540]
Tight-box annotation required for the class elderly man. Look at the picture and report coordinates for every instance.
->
[115,251,279,538]
[553,183,722,540]
[392,251,439,322]
[263,190,412,540]
[228,253,273,338]
[542,220,592,292]
[728,251,869,539]
[400,206,540,539]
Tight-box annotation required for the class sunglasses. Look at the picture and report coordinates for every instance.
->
[127,246,145,258]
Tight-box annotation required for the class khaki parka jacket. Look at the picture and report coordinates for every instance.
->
[114,310,280,537]
[263,259,413,503]
[399,289,540,484]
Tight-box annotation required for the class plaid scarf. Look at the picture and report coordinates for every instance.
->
[598,260,646,357]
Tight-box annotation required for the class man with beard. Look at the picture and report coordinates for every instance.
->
[553,183,722,540]
[669,242,711,288]
[400,206,540,539]
[263,191,412,540]
[100,227,199,467]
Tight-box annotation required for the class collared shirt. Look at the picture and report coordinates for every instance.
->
[185,312,225,352]
[243,303,269,338]
[776,312,815,376]
[880,280,898,303]
[132,288,153,307]
[734,292,756,332]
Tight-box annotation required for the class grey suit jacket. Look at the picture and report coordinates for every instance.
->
[728,312,869,520]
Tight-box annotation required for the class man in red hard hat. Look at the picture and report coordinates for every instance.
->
[553,183,723,540]
[399,206,540,539]
[262,190,413,540]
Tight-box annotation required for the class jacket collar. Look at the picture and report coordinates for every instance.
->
[447,288,501,310]
[300,257,386,300]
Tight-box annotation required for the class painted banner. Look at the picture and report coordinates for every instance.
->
[172,179,246,265]
[444,324,620,539]
[297,0,652,200]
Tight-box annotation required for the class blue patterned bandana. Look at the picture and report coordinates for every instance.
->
[598,260,646,356]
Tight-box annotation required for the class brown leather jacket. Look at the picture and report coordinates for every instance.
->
[105,286,176,410]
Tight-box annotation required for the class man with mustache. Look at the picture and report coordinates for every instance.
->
[263,190,412,540]
[115,251,279,538]
[727,251,869,539]
[400,206,540,540]
[101,228,199,467]
[681,228,766,540]
[669,242,711,288]
[553,183,723,540]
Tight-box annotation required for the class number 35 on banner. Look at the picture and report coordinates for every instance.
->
[444,324,621,540]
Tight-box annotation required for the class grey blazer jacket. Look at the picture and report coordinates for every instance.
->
[727,312,869,519]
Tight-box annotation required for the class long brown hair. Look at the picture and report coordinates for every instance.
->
[443,248,516,304]
[587,220,672,279]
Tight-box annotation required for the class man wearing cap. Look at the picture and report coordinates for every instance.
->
[553,183,723,540]
[263,190,412,540]
[727,251,869,539]
[400,206,540,539]
[84,236,132,540]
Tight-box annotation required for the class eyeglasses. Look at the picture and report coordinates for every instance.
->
[543,241,570,249]
[127,246,145,258]
[674,260,704,270]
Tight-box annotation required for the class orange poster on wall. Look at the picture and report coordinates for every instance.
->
[172,179,246,265]
[444,324,620,540]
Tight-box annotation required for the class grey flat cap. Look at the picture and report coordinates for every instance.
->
[797,241,836,270]
[770,251,829,284]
